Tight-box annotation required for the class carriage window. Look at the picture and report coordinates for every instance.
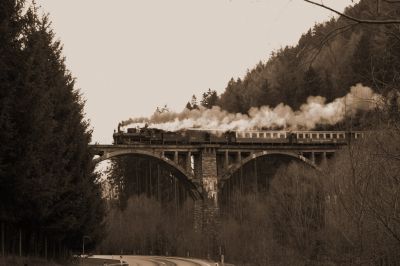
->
[266,133,271,138]
[332,134,337,139]
[259,132,265,138]
[305,134,310,139]
[245,133,251,138]
[326,134,331,139]
[273,133,278,138]
[339,134,344,139]
[319,134,324,139]
[252,133,257,138]
[280,134,285,139]
[312,133,317,138]
[298,134,303,139]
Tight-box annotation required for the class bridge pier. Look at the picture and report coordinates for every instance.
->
[186,151,192,173]
[193,146,219,236]
[237,151,242,163]
[321,152,328,165]
[199,147,218,202]
[224,151,229,170]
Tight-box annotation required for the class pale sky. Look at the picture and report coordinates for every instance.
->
[36,0,356,144]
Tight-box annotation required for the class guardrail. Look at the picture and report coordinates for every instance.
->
[76,257,129,266]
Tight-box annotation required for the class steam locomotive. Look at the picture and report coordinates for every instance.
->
[113,126,364,145]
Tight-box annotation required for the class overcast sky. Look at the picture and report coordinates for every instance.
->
[36,0,356,144]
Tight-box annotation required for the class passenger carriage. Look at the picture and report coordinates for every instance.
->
[235,130,289,144]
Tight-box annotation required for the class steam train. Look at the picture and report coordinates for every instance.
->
[113,126,364,145]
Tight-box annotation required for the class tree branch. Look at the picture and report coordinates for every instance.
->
[304,0,400,24]
[384,0,400,3]
[303,22,357,67]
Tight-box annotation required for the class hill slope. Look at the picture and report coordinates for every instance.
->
[217,0,400,120]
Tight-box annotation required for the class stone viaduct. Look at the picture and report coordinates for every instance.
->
[90,141,345,232]
[90,142,340,202]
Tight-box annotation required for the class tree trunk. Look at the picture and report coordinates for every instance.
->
[45,236,47,260]
[53,239,56,259]
[1,222,4,256]
[19,228,22,257]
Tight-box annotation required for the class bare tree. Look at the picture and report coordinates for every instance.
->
[266,163,326,265]
[323,127,400,265]
[303,0,400,66]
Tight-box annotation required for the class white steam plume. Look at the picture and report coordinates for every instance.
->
[120,84,382,132]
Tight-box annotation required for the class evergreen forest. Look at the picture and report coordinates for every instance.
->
[0,0,105,263]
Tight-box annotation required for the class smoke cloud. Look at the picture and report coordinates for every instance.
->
[121,84,381,132]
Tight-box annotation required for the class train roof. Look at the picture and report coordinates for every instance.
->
[119,127,365,134]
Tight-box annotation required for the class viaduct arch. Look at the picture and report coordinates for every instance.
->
[220,151,320,183]
[93,149,202,200]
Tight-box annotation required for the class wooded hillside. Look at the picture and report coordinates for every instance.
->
[204,0,400,123]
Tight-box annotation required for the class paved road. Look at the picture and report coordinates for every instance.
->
[92,255,219,266]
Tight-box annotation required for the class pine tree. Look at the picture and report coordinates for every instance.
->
[219,78,244,113]
[0,1,104,252]
[0,0,26,222]
[351,33,373,87]
[190,95,199,110]
[185,101,193,110]
[200,89,218,109]
[302,67,322,99]
[20,12,105,248]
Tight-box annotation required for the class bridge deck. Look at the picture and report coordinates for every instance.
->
[90,143,344,152]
